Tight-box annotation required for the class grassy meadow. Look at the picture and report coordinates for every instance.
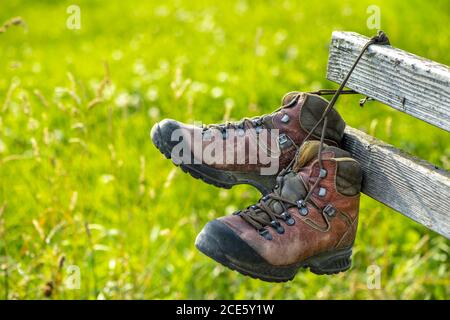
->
[0,0,449,299]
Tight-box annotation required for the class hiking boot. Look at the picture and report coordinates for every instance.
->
[151,92,346,194]
[195,141,362,282]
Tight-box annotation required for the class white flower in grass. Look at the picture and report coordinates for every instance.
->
[115,91,141,108]
[115,92,129,108]
[146,87,159,101]
[225,98,235,109]
[217,72,229,83]
[148,107,160,119]
[255,45,267,57]
[190,81,208,94]
[274,30,287,45]
[286,45,298,60]
[54,87,67,98]
[211,86,223,98]
[129,93,141,107]
[133,60,147,76]
[108,259,116,270]
[97,292,106,300]
[225,205,238,215]
[103,83,116,100]
[198,15,215,33]
[100,174,115,184]
[342,6,353,16]
[53,129,64,142]
[219,190,228,200]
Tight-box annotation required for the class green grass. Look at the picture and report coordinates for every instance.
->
[0,0,449,299]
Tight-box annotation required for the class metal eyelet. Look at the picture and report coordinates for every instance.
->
[255,126,263,134]
[262,195,270,201]
[297,200,308,216]
[259,228,273,240]
[270,221,285,234]
[319,169,327,178]
[281,114,290,123]
[281,212,295,226]
[323,204,337,217]
[237,128,245,136]
[252,119,262,127]
[318,187,327,197]
[299,207,308,216]
[278,134,288,145]
[296,199,306,208]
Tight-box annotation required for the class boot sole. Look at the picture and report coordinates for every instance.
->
[151,123,276,195]
[195,221,352,282]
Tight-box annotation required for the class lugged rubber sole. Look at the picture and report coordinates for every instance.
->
[195,221,352,282]
[151,123,277,195]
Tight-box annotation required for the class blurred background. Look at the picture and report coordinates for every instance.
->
[0,0,448,299]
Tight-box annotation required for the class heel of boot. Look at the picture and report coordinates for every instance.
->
[307,247,352,275]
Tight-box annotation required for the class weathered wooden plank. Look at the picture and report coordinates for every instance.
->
[327,31,450,132]
[343,126,450,239]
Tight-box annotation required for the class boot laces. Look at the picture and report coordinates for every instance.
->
[202,91,302,135]
[239,31,390,234]
[238,183,298,233]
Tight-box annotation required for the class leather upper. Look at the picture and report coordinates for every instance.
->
[219,146,362,266]
[169,92,346,174]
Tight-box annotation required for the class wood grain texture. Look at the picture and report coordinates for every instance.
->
[327,31,450,132]
[343,126,450,239]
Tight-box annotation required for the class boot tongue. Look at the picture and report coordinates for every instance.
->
[270,171,307,214]
[256,140,319,217]
[266,141,320,214]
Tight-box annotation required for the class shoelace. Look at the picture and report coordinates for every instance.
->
[203,89,358,137]
[203,116,266,137]
[239,31,390,234]
[203,93,301,135]
[238,170,306,238]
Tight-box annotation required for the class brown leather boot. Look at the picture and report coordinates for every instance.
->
[151,92,346,194]
[195,141,362,282]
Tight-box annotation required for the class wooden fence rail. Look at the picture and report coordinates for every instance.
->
[326,31,450,239]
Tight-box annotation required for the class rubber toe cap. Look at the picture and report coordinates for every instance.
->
[195,220,266,267]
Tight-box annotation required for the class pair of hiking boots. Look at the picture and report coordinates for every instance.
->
[151,31,391,282]
[151,91,362,282]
